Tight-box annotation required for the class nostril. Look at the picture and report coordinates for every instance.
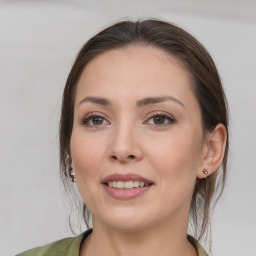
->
[110,154,136,161]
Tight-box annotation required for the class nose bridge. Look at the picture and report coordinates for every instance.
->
[109,116,143,163]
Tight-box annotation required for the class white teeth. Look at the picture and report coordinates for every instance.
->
[107,180,149,189]
[133,181,140,188]
[124,181,133,189]
[117,181,124,189]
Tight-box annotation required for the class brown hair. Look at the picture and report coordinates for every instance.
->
[59,18,229,243]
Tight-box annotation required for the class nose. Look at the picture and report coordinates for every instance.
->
[108,123,143,164]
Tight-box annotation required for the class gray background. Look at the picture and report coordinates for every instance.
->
[0,0,256,255]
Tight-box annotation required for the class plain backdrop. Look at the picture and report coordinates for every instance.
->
[0,0,256,255]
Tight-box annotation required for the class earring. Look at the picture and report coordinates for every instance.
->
[69,167,76,182]
[202,169,208,176]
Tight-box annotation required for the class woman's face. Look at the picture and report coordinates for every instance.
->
[70,46,206,231]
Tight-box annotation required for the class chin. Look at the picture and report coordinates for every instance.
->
[106,220,150,233]
[94,207,153,232]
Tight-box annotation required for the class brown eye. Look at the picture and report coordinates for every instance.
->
[153,115,165,125]
[145,113,176,127]
[81,114,110,127]
[92,117,104,125]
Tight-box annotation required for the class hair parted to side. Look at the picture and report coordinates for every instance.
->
[59,18,229,243]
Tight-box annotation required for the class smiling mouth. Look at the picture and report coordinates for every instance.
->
[102,174,154,199]
[105,180,153,189]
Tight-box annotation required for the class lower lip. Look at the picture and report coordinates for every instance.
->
[103,184,153,199]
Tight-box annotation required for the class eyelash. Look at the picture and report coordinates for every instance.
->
[81,112,176,128]
[146,112,176,127]
[81,113,109,127]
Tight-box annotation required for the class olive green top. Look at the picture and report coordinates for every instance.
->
[16,229,208,256]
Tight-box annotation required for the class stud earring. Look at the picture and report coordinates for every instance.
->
[69,167,76,182]
[202,169,208,176]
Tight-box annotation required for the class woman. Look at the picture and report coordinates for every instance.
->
[17,18,228,256]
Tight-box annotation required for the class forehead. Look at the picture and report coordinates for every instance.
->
[75,46,196,107]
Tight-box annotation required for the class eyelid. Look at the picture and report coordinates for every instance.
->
[144,111,176,126]
[80,112,110,127]
[80,111,176,128]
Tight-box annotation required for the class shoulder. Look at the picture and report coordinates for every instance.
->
[16,229,92,256]
[187,235,209,256]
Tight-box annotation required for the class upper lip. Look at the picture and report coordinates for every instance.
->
[102,173,154,184]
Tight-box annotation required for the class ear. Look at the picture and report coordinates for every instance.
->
[197,123,227,179]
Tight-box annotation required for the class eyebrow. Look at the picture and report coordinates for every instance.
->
[78,96,185,108]
[136,96,185,108]
[79,96,110,106]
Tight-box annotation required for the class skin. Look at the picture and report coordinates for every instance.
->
[70,46,227,256]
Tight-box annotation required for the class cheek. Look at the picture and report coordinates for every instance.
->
[144,131,202,214]
[70,129,109,210]
[70,129,106,180]
[146,127,203,189]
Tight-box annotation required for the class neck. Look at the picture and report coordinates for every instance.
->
[80,218,197,256]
